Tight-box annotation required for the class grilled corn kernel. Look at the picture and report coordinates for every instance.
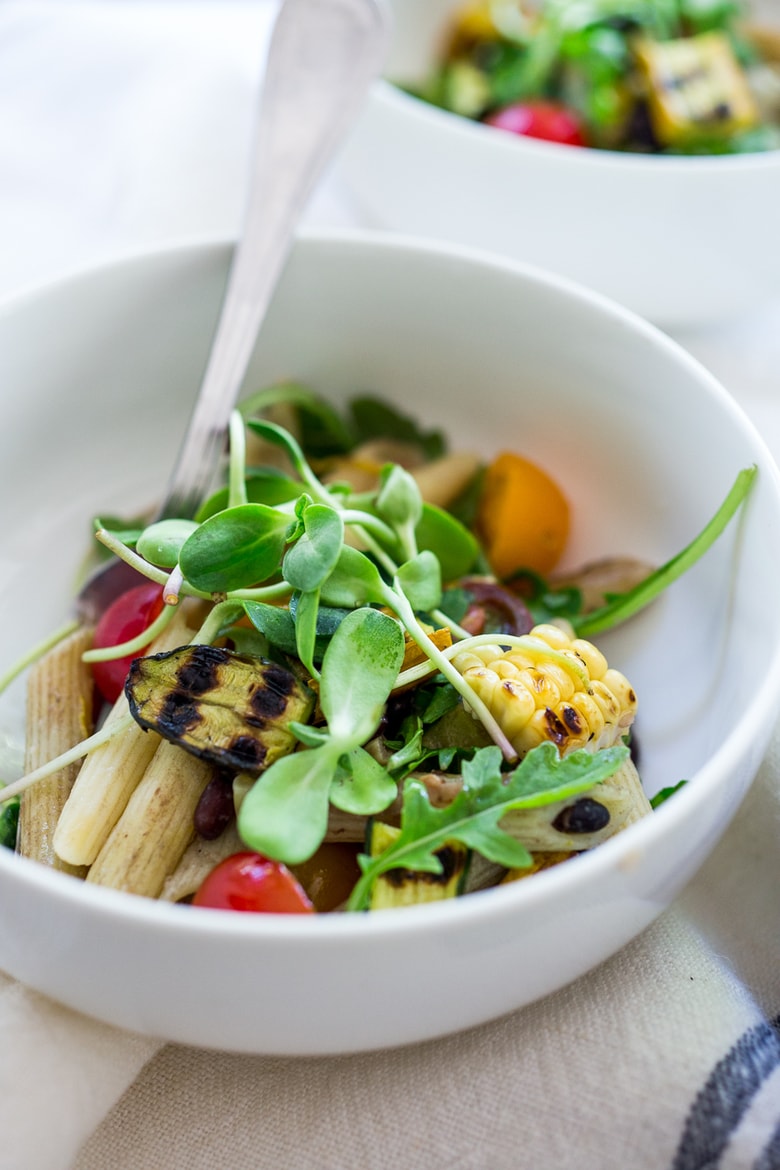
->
[451,624,636,758]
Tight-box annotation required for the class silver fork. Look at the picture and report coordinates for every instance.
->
[77,0,388,621]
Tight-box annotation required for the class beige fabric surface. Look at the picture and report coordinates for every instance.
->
[1,3,780,1168]
[0,725,774,1170]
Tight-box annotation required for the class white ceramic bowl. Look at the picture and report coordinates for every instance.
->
[338,0,780,328]
[1,232,780,1055]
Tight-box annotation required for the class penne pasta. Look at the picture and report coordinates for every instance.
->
[53,608,196,868]
[86,740,214,898]
[18,625,95,873]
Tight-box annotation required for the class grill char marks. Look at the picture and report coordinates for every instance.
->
[247,662,297,724]
[125,644,315,775]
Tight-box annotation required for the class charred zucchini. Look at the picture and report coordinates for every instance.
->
[367,820,468,910]
[126,644,315,775]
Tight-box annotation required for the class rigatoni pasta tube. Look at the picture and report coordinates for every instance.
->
[53,609,195,868]
[86,740,214,898]
[18,625,95,873]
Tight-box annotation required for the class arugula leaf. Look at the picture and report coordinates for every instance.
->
[385,715,426,773]
[244,598,351,661]
[420,682,461,725]
[507,569,583,626]
[346,742,629,910]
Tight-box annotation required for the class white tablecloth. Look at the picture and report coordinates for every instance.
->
[1,4,779,1169]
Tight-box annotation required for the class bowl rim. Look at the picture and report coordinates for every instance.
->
[372,76,780,172]
[2,228,780,943]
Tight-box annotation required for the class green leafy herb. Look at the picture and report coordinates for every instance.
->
[650,780,688,809]
[346,742,629,910]
[179,503,293,593]
[349,396,446,460]
[196,468,302,521]
[237,608,406,863]
[415,503,480,582]
[136,519,199,568]
[282,503,344,593]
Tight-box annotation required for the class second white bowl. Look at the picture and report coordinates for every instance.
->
[338,0,780,329]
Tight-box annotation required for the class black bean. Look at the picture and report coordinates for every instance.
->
[553,798,610,835]
[194,769,236,840]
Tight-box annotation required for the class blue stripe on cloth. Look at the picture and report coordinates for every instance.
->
[754,1117,780,1170]
[671,1016,780,1170]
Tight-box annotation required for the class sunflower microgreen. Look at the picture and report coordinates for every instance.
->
[237,608,405,863]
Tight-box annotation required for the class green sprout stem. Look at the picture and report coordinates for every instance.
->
[392,631,590,690]
[0,713,134,804]
[0,619,80,699]
[384,582,518,762]
[94,529,194,591]
[163,564,185,605]
[191,599,247,646]
[82,602,177,664]
[340,509,398,547]
[574,465,757,637]
[430,608,471,641]
[222,581,292,603]
[228,411,249,509]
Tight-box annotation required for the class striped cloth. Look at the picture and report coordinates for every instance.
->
[1,721,777,1170]
[0,3,778,1168]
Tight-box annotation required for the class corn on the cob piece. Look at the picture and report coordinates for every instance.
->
[53,608,196,868]
[451,622,637,759]
[18,626,95,873]
[86,740,213,898]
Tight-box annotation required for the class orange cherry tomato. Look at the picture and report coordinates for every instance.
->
[476,451,570,578]
[90,582,165,704]
[193,852,314,914]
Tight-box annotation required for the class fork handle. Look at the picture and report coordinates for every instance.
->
[158,0,388,520]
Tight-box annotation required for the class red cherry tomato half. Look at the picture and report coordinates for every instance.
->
[90,581,165,704]
[193,852,315,914]
[483,101,586,146]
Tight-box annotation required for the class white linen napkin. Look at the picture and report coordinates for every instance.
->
[1,4,779,1169]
